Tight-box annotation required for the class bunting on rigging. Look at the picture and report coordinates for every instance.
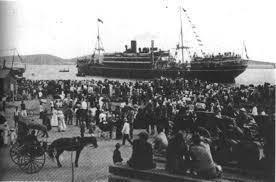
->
[182,8,205,56]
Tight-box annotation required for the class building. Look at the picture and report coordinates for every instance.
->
[0,69,17,97]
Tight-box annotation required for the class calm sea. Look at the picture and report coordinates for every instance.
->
[23,65,276,85]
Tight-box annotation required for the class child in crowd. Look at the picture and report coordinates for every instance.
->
[113,143,123,164]
[10,128,17,145]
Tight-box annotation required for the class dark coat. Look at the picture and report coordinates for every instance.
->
[127,139,156,170]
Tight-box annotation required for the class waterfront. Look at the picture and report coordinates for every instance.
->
[24,65,276,85]
[0,65,273,181]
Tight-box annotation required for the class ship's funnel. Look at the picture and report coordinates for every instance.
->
[151,40,154,49]
[131,40,137,53]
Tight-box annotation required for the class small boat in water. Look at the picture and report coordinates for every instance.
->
[59,68,69,72]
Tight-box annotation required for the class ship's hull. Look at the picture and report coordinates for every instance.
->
[77,63,247,83]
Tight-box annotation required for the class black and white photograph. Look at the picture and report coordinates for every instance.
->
[0,0,275,181]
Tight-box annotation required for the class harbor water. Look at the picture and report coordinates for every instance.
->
[23,65,276,85]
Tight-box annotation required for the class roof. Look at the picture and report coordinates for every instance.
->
[19,117,48,135]
[0,69,11,78]
[0,69,16,79]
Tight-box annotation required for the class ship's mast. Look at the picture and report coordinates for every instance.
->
[97,20,100,56]
[179,6,184,63]
[95,18,104,63]
[11,49,15,69]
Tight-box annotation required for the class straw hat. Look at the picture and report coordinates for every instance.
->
[240,108,246,112]
[57,110,63,115]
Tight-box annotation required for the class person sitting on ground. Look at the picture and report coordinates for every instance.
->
[189,134,222,179]
[166,132,190,174]
[113,143,123,164]
[153,126,168,154]
[127,131,156,170]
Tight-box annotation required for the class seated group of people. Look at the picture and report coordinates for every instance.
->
[113,128,222,179]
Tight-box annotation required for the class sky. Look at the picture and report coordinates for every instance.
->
[0,0,276,63]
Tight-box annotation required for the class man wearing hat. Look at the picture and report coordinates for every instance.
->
[237,108,256,128]
[127,131,156,170]
[121,118,132,145]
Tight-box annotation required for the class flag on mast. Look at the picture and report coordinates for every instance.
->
[243,41,249,59]
[98,18,103,24]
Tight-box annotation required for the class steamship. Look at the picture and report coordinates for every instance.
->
[77,40,248,83]
[77,7,248,83]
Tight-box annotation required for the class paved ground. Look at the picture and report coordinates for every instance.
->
[0,100,140,181]
[0,124,138,181]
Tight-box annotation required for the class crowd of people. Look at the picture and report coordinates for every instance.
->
[1,77,275,179]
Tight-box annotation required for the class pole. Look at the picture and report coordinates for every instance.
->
[179,7,184,64]
[151,40,154,68]
[97,20,100,63]
[71,151,74,182]
[11,49,15,69]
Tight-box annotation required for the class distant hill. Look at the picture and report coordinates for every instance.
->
[0,54,76,66]
[22,54,75,65]
[248,60,276,69]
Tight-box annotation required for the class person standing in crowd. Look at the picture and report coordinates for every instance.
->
[127,131,156,170]
[50,100,54,112]
[14,106,20,128]
[51,106,58,127]
[190,134,222,179]
[20,100,27,117]
[127,109,135,139]
[39,102,44,119]
[57,109,66,132]
[87,110,96,134]
[2,95,6,112]
[81,98,88,112]
[75,104,81,126]
[9,128,17,145]
[121,118,132,145]
[3,122,10,146]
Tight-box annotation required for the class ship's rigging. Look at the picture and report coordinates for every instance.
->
[175,5,206,63]
[93,18,104,63]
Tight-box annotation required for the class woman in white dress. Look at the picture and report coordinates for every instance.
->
[57,110,66,132]
[51,107,58,127]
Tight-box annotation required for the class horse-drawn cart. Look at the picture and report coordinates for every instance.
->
[10,117,48,174]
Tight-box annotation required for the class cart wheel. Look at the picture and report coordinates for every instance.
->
[10,143,23,165]
[19,153,45,174]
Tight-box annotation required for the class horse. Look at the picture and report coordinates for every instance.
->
[47,136,98,167]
